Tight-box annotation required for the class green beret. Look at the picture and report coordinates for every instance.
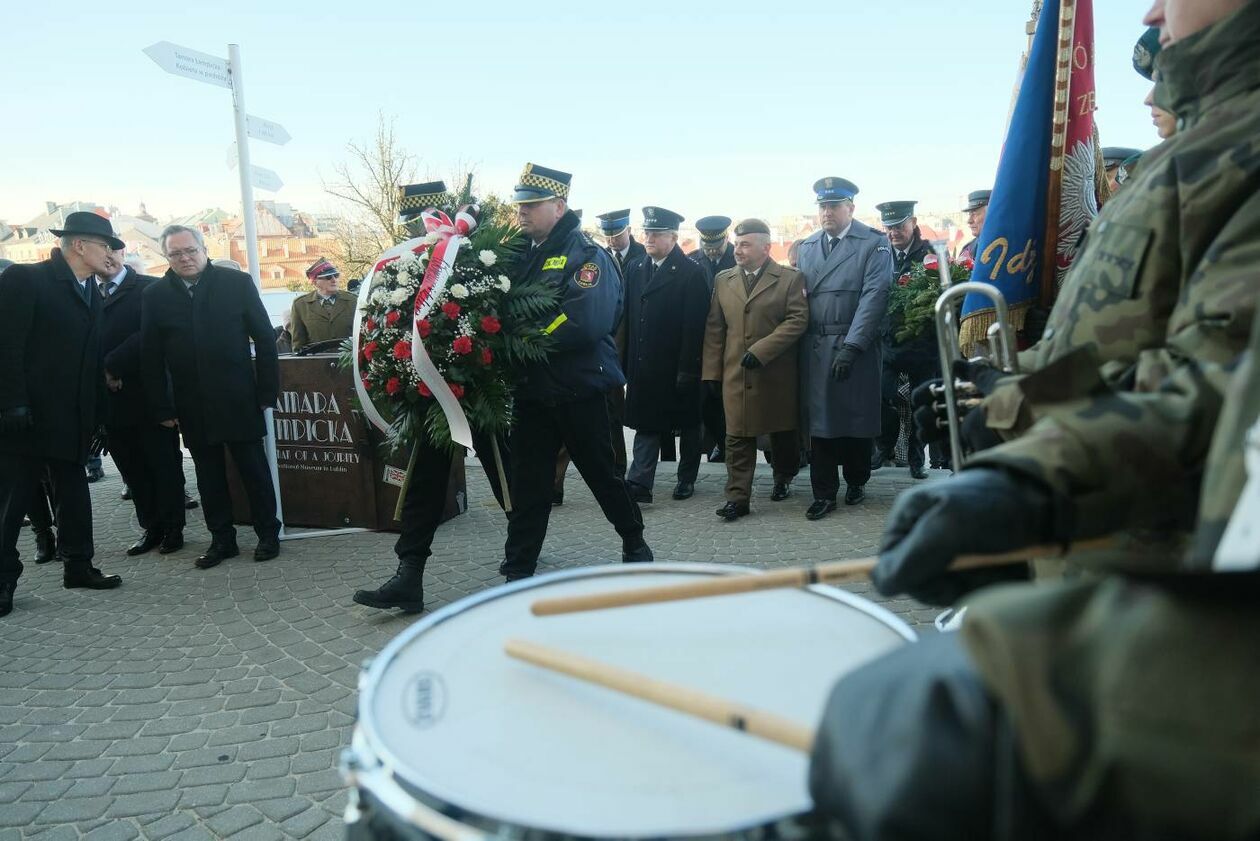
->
[1133,27,1162,81]
[733,218,771,237]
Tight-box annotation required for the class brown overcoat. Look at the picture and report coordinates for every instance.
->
[701,260,808,437]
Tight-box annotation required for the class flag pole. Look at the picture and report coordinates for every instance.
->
[1039,0,1076,308]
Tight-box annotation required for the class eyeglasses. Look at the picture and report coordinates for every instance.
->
[166,248,202,259]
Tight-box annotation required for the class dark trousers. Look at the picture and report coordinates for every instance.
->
[877,355,937,470]
[724,430,800,504]
[395,429,510,567]
[810,437,873,501]
[503,394,645,576]
[1,453,94,585]
[554,387,627,492]
[27,476,54,533]
[701,388,727,457]
[108,424,186,535]
[627,425,702,490]
[188,439,279,544]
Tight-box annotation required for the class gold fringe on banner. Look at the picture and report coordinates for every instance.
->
[958,302,1031,359]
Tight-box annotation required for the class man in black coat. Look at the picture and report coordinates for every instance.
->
[98,246,186,556]
[142,225,281,569]
[872,201,938,480]
[623,207,710,502]
[0,212,125,617]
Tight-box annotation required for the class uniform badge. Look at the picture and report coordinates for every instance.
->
[877,245,890,253]
[543,256,568,271]
[575,262,600,288]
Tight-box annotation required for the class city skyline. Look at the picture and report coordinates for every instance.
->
[1,1,1162,225]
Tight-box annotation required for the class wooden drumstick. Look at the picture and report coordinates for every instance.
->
[505,638,815,753]
[530,537,1115,617]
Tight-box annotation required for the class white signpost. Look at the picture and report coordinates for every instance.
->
[144,42,337,542]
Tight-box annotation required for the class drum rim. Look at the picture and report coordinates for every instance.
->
[354,561,916,837]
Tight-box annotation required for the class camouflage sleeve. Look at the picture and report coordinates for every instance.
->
[969,192,1260,544]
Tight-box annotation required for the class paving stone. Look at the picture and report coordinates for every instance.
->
[34,796,112,823]
[225,776,296,804]
[252,796,311,823]
[109,770,183,796]
[83,821,141,841]
[280,808,331,839]
[104,790,182,818]
[179,762,247,787]
[205,805,263,837]
[21,779,74,801]
[176,784,230,810]
[0,801,44,827]
[138,813,195,840]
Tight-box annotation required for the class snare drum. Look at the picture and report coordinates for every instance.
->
[342,563,915,840]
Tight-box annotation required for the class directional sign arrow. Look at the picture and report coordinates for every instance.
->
[143,41,230,89]
[249,166,283,192]
[246,114,291,146]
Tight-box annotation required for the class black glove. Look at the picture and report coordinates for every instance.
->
[1022,305,1051,345]
[675,372,698,395]
[871,468,1064,606]
[960,404,1002,454]
[0,406,33,434]
[740,351,762,370]
[89,426,109,457]
[704,380,722,399]
[829,344,860,381]
[911,379,946,444]
[952,359,1004,397]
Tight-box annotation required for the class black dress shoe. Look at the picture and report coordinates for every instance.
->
[805,499,838,521]
[844,484,866,505]
[715,501,750,521]
[0,582,14,617]
[127,532,164,557]
[910,464,929,480]
[628,484,653,504]
[86,466,105,483]
[64,567,122,590]
[672,481,694,500]
[34,530,57,564]
[770,482,791,502]
[159,531,184,554]
[871,451,892,470]
[120,485,132,501]
[195,543,240,569]
[184,493,199,510]
[254,536,280,562]
[353,563,425,613]
[622,543,654,564]
[552,487,564,507]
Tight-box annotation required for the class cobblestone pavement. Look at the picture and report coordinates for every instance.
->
[0,453,943,839]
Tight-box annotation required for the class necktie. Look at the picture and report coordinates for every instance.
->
[898,251,906,264]
[98,280,112,298]
[828,237,840,255]
[322,297,333,308]
[744,271,756,295]
[646,261,655,284]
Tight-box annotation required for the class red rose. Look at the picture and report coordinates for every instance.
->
[392,340,412,360]
[385,377,401,395]
[452,336,473,355]
[447,382,465,400]
[442,301,461,319]
[961,255,975,271]
[362,340,379,361]
[417,382,432,398]
[897,274,911,287]
[361,377,371,392]
[385,310,401,328]
[923,254,939,270]
[418,319,432,339]
[480,347,493,366]
[480,315,501,335]
[364,317,377,333]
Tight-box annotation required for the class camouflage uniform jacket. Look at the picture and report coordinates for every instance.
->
[972,0,1260,547]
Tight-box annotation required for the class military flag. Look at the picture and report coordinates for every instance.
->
[960,0,1099,354]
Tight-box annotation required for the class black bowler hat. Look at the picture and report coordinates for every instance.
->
[695,215,732,244]
[876,201,917,227]
[642,206,684,232]
[398,181,449,221]
[733,218,771,237]
[1102,147,1143,170]
[49,211,124,250]
[512,163,572,204]
[963,190,992,212]
[813,177,859,204]
[597,209,631,237]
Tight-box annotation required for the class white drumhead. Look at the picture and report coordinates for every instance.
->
[359,563,914,838]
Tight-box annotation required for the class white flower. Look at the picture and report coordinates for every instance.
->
[449,283,469,299]
[371,287,389,304]
[497,275,511,292]
[424,232,443,245]
[390,288,411,306]
[478,250,497,267]
[395,254,417,274]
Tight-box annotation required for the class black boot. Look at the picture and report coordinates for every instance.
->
[353,559,425,613]
[0,582,14,617]
[34,529,57,564]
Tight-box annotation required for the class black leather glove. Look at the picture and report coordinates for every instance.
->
[704,380,722,399]
[0,406,33,434]
[911,379,946,444]
[871,468,1065,606]
[952,359,1004,397]
[829,344,860,381]
[89,426,109,457]
[740,351,762,370]
[675,372,698,395]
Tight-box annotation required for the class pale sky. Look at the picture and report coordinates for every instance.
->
[1,0,1160,226]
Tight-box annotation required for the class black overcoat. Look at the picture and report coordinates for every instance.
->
[101,267,160,428]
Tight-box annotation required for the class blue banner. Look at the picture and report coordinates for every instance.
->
[962,0,1059,327]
